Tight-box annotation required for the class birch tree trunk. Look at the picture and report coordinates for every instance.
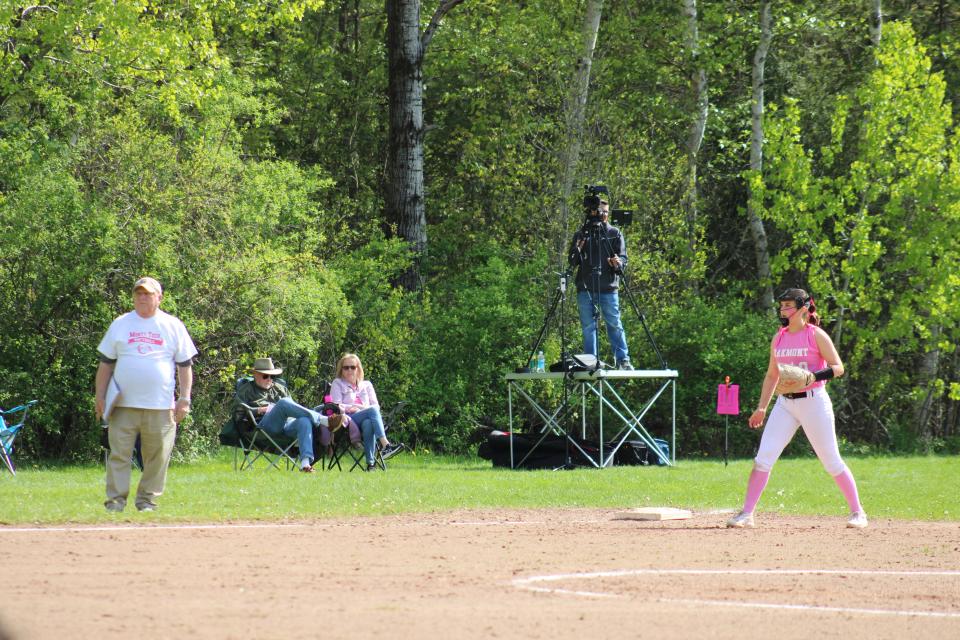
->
[913,323,941,441]
[385,0,465,291]
[556,0,604,256]
[746,1,774,309]
[869,0,882,49]
[682,0,707,294]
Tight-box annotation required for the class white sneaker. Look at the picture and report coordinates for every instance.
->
[847,510,868,529]
[726,511,755,528]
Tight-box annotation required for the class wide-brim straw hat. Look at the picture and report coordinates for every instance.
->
[251,357,283,375]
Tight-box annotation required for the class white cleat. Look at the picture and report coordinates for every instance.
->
[726,511,755,528]
[846,510,868,529]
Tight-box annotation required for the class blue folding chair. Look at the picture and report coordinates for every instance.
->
[0,400,38,476]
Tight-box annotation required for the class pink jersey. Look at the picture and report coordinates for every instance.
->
[774,324,826,390]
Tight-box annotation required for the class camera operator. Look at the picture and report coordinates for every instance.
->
[567,195,633,370]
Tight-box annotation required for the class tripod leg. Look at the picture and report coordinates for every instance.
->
[524,287,564,369]
[618,273,668,369]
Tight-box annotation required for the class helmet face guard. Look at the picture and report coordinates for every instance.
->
[777,289,810,326]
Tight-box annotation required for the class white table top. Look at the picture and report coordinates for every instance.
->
[505,369,678,381]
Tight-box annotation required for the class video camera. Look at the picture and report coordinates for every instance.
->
[581,184,633,228]
[582,184,608,210]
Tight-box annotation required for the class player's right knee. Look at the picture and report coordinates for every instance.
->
[753,458,773,473]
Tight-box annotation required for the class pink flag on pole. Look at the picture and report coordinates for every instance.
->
[716,382,739,415]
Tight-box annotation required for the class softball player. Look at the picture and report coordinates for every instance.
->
[727,288,867,529]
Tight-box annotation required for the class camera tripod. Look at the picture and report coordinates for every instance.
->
[520,269,570,375]
[518,267,593,469]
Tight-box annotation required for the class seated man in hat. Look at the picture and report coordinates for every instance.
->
[232,357,343,472]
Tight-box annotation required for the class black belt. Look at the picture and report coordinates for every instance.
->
[783,391,812,399]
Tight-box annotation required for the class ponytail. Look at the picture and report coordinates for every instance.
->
[807,299,821,327]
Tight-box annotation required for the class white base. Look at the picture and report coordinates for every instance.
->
[616,507,693,521]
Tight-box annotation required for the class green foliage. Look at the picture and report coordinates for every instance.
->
[754,22,959,444]
[1,3,958,462]
[647,297,773,457]
[327,234,417,408]
[404,242,550,451]
[0,41,356,461]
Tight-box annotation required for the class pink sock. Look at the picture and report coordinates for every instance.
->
[742,469,770,514]
[833,468,863,513]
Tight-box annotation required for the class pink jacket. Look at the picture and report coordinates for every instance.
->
[330,378,379,413]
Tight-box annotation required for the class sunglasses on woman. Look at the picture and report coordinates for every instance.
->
[342,365,358,370]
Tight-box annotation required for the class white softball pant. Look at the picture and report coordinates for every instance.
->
[754,386,848,476]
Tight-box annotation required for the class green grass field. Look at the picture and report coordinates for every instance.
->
[0,453,956,525]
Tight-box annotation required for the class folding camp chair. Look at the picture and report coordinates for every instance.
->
[327,400,408,472]
[381,400,408,460]
[1,400,37,476]
[326,425,383,472]
[220,377,301,471]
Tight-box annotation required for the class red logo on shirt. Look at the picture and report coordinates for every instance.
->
[128,331,164,354]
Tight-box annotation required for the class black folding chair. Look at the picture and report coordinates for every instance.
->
[380,400,408,460]
[219,377,300,471]
[327,401,407,472]
[325,418,362,471]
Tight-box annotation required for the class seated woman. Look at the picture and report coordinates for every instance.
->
[330,353,397,471]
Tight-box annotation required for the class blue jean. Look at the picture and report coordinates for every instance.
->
[258,397,319,463]
[351,406,386,465]
[577,290,629,363]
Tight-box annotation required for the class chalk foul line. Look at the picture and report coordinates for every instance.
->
[512,568,960,619]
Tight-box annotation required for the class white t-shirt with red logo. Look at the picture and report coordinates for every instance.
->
[97,310,198,410]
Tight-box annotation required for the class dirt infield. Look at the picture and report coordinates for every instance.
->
[1,509,958,639]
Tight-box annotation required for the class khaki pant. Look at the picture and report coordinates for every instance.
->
[105,407,176,510]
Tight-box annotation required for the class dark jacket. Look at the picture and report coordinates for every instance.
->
[567,221,627,293]
[232,378,290,423]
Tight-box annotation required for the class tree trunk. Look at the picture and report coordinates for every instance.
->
[339,0,363,196]
[385,0,465,292]
[746,1,774,310]
[912,323,941,442]
[682,0,708,294]
[869,0,882,49]
[556,0,604,256]
[386,0,426,291]
[947,346,959,439]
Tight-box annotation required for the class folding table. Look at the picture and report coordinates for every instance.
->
[505,369,678,469]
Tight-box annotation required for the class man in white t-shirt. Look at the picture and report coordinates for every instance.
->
[94,277,198,513]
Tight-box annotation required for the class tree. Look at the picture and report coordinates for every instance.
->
[555,0,604,253]
[745,1,775,310]
[756,22,959,445]
[870,0,882,48]
[680,0,708,294]
[385,0,466,291]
